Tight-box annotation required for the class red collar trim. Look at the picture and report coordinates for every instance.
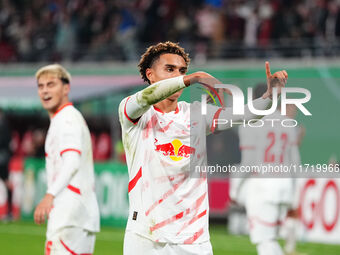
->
[153,106,179,114]
[153,106,163,113]
[52,102,73,118]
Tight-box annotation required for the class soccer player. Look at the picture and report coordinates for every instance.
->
[238,84,302,255]
[283,104,305,255]
[119,41,288,254]
[33,64,100,255]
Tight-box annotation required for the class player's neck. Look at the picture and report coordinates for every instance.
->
[154,99,178,113]
[48,99,71,118]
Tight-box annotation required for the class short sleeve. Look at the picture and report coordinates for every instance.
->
[58,118,82,156]
[189,102,224,135]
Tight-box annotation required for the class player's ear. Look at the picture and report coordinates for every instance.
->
[146,68,153,84]
[63,83,70,95]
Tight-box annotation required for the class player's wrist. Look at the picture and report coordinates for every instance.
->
[45,192,55,199]
[185,71,216,86]
[262,90,274,100]
[184,73,197,86]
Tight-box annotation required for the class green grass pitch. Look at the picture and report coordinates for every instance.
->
[1,221,340,254]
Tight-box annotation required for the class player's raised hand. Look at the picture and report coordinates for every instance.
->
[34,193,54,225]
[262,61,288,99]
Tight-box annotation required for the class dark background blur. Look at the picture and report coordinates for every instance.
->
[0,0,340,63]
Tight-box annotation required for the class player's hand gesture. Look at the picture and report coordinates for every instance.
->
[34,193,54,225]
[262,61,288,99]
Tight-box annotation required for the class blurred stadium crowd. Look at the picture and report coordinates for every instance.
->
[0,0,340,62]
[4,113,125,162]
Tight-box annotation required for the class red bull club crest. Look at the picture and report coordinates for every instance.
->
[154,138,195,161]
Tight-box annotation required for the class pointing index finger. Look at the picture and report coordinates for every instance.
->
[265,61,271,78]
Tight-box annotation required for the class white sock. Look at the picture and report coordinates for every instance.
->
[284,218,296,254]
[256,240,284,255]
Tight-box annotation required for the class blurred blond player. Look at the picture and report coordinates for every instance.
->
[119,41,287,255]
[238,84,303,255]
[33,64,100,255]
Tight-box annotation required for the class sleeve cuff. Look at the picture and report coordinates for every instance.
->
[178,75,186,88]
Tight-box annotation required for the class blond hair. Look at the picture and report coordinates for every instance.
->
[35,64,71,84]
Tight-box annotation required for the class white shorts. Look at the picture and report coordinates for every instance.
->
[124,230,213,255]
[246,200,288,244]
[45,227,96,255]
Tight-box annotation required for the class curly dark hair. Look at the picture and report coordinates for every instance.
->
[138,41,190,84]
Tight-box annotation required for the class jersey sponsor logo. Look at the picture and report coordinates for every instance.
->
[154,138,195,161]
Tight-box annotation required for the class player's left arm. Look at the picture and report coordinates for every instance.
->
[121,76,187,123]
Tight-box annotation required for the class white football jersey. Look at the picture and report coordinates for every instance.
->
[239,110,300,166]
[119,99,219,244]
[45,103,100,237]
[239,110,300,204]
